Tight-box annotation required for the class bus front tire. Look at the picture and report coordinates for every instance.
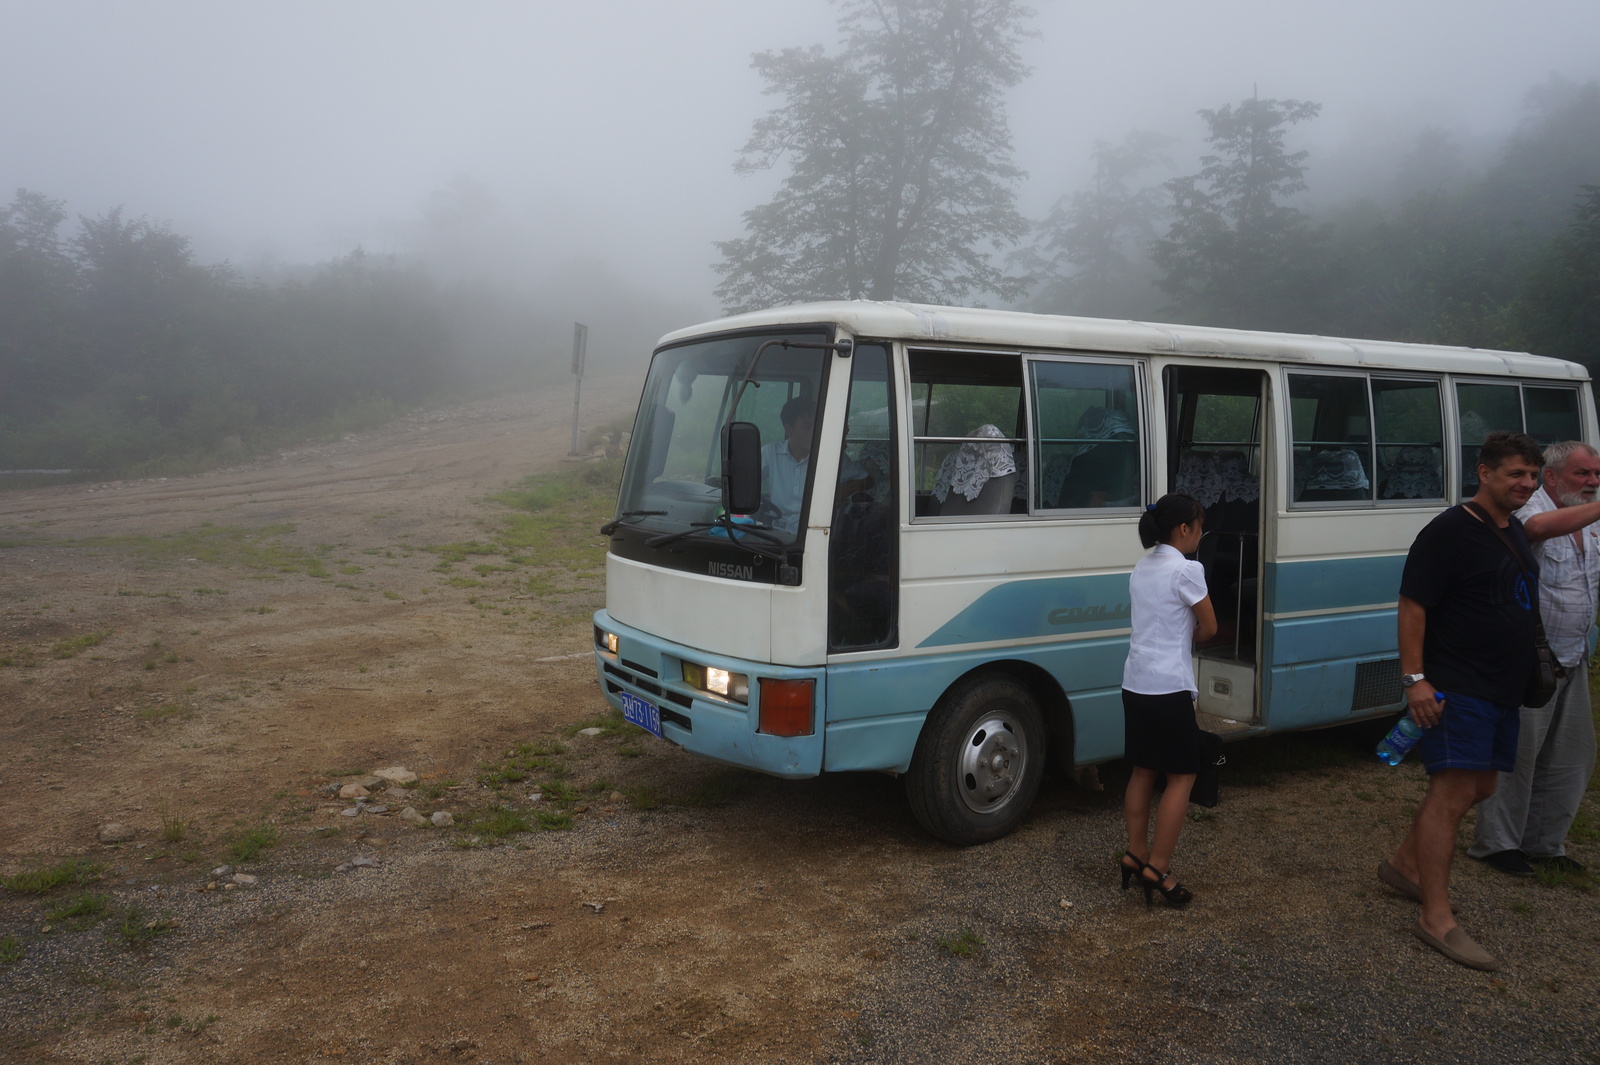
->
[905,674,1046,845]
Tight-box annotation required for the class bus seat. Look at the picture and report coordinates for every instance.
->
[939,473,1017,515]
[932,424,1017,516]
[1296,447,1370,504]
[1174,449,1215,502]
[1379,446,1443,499]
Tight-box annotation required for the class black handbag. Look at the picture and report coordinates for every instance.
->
[1190,730,1225,808]
[1464,501,1562,709]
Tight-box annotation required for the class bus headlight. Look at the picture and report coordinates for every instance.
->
[681,662,749,704]
[595,627,619,655]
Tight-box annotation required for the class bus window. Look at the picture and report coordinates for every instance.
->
[1524,387,1581,444]
[1031,360,1142,510]
[1457,382,1525,494]
[1374,379,1444,501]
[829,343,896,651]
[909,350,1023,518]
[1289,373,1373,504]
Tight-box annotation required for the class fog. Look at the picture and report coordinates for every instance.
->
[4,0,1595,321]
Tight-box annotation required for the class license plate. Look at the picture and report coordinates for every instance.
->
[619,691,664,738]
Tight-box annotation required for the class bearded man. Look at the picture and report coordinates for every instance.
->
[1469,439,1600,877]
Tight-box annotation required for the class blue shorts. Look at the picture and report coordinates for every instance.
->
[1415,691,1519,774]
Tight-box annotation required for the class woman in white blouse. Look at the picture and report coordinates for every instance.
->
[1118,493,1217,907]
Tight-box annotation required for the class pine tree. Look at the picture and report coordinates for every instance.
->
[714,0,1034,313]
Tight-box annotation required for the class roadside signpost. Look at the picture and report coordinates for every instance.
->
[569,322,588,456]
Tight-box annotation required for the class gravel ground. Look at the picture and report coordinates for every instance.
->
[2,388,1595,1063]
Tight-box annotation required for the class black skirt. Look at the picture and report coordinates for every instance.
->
[1122,689,1202,774]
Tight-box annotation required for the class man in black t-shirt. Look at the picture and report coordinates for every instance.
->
[1381,432,1544,972]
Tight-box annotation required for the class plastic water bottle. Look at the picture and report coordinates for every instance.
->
[1375,696,1441,766]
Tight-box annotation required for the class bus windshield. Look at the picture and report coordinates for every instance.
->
[615,330,832,548]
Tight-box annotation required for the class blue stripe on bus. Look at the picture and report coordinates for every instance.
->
[1267,609,1396,666]
[1268,555,1405,614]
[915,573,1132,648]
[826,636,1133,771]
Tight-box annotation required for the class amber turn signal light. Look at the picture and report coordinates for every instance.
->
[757,678,814,737]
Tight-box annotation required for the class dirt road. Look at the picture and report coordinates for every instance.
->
[1,384,1597,1064]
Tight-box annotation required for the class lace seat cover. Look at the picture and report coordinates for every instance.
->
[932,424,1017,503]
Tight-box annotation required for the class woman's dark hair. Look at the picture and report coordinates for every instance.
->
[1138,493,1204,549]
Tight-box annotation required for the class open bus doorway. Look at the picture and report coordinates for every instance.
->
[1165,365,1267,731]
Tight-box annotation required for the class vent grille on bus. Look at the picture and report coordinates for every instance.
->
[1352,658,1402,712]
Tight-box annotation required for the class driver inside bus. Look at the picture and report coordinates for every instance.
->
[760,397,816,535]
[758,396,873,535]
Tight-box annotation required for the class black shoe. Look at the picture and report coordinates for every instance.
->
[1532,854,1586,874]
[1478,849,1537,877]
[1119,851,1146,891]
[1139,866,1193,909]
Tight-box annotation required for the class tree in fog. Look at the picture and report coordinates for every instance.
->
[1513,185,1600,367]
[1153,95,1324,329]
[713,0,1034,313]
[1024,130,1171,317]
[0,190,78,421]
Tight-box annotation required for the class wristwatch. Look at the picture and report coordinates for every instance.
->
[1401,672,1426,687]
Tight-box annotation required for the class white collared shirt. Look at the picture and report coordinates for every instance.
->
[1516,486,1600,668]
[1122,544,1209,696]
[760,439,810,535]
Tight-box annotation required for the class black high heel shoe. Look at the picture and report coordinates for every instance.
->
[1139,866,1193,909]
[1119,851,1146,891]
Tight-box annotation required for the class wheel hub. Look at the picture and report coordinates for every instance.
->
[957,712,1027,814]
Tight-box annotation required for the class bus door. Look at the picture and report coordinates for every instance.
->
[1165,366,1267,730]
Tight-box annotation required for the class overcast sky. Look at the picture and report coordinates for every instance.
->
[5,0,1599,315]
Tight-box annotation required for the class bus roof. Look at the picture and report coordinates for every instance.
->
[658,301,1590,381]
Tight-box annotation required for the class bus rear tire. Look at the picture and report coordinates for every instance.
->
[905,673,1046,845]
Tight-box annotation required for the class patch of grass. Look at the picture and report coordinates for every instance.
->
[1,857,105,895]
[469,809,530,838]
[86,523,325,575]
[192,587,227,595]
[382,590,402,600]
[540,781,578,802]
[0,935,21,965]
[414,778,459,801]
[159,805,187,843]
[112,907,173,950]
[616,743,646,759]
[564,707,629,739]
[137,702,193,723]
[226,823,279,862]
[535,810,573,831]
[935,929,984,957]
[46,892,110,927]
[51,631,110,658]
[445,576,486,588]
[1569,809,1598,845]
[477,742,569,791]
[247,604,276,614]
[623,785,658,810]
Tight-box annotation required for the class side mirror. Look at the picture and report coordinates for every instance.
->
[722,421,762,515]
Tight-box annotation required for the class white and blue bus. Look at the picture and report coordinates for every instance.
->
[592,302,1594,844]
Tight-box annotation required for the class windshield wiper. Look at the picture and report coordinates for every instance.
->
[644,514,790,563]
[599,510,666,536]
